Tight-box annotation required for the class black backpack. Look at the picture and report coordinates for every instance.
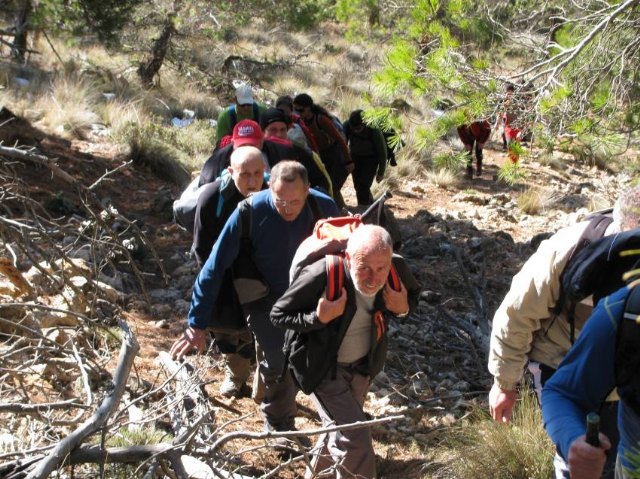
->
[558,222,640,342]
[617,284,640,415]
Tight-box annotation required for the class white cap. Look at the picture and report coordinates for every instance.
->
[235,84,254,105]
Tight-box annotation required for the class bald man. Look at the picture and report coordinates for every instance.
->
[271,225,421,478]
[172,146,267,398]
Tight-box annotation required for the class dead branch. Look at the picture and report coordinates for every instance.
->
[23,320,139,479]
[0,145,76,185]
[88,160,133,191]
[0,399,88,414]
[207,414,405,454]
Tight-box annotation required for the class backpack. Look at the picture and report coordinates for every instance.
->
[558,221,640,342]
[316,112,346,140]
[228,103,260,127]
[617,284,640,415]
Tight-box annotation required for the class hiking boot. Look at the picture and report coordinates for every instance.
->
[465,166,473,179]
[219,374,249,399]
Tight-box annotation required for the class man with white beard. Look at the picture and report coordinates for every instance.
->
[270,225,421,478]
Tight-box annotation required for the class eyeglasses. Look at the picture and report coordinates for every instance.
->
[274,198,304,210]
[237,103,252,108]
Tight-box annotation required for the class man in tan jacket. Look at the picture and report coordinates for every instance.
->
[488,185,640,478]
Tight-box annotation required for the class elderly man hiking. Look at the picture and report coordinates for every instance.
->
[271,225,421,478]
[171,161,339,437]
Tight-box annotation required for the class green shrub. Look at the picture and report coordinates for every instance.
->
[432,150,468,173]
[498,161,527,186]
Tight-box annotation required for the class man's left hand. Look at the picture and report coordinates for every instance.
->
[383,281,409,316]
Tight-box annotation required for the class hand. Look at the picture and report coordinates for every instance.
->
[316,287,347,324]
[383,281,409,316]
[169,327,208,361]
[489,383,517,423]
[568,434,611,479]
[344,162,355,174]
[375,173,384,183]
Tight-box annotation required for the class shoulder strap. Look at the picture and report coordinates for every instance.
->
[229,104,237,127]
[325,255,345,301]
[252,103,259,121]
[387,263,401,292]
[215,190,225,219]
[555,213,614,342]
[237,195,254,243]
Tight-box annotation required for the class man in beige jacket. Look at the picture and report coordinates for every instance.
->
[488,185,640,478]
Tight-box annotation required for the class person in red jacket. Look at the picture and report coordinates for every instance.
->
[457,120,491,179]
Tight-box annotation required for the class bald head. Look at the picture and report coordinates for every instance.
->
[228,146,266,197]
[346,225,393,297]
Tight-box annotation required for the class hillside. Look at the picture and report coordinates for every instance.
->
[0,20,638,479]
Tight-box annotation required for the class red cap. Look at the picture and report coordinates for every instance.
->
[232,119,264,149]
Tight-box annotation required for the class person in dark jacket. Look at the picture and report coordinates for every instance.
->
[344,110,387,205]
[183,146,267,398]
[171,161,340,436]
[271,225,421,478]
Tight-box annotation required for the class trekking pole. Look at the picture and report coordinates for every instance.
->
[360,190,392,224]
[586,412,600,447]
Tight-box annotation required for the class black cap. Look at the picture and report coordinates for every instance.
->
[260,107,291,130]
[349,109,364,128]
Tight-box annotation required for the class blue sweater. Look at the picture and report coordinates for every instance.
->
[188,188,339,329]
[542,286,640,473]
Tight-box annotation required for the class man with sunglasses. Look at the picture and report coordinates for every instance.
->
[173,161,339,438]
[215,83,266,142]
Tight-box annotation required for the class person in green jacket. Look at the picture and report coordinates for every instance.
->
[216,83,266,143]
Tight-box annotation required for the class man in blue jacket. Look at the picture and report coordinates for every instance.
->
[171,161,339,434]
[542,285,640,479]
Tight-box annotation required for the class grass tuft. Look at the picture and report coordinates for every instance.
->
[443,387,555,479]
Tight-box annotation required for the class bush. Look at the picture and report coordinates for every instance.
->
[498,162,527,186]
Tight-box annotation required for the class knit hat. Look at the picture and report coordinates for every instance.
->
[235,83,254,105]
[232,119,263,148]
[260,108,291,130]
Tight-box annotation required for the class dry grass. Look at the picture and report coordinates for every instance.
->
[517,187,559,215]
[426,168,461,189]
[440,387,555,479]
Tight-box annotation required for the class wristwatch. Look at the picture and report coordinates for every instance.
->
[395,309,410,318]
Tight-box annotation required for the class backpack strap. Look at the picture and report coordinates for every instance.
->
[307,194,323,224]
[252,103,259,121]
[555,213,614,343]
[229,104,237,127]
[617,284,640,415]
[325,255,345,301]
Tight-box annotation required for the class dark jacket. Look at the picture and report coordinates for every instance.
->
[270,254,421,393]
[343,121,387,177]
[199,139,331,194]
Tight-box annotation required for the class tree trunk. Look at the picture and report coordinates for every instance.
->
[12,0,33,63]
[138,1,182,88]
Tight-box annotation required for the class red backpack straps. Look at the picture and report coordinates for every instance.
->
[325,254,345,301]
[387,263,401,292]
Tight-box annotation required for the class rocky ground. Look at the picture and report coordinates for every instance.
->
[0,122,634,477]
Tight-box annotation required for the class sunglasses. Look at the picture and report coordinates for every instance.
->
[237,103,253,108]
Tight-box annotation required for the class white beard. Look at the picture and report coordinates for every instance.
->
[349,268,383,298]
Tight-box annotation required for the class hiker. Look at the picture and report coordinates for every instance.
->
[457,120,491,179]
[260,107,333,198]
[215,83,267,142]
[293,93,354,209]
[175,147,267,397]
[488,185,640,478]
[542,283,640,479]
[343,109,387,206]
[200,119,331,195]
[275,95,320,153]
[271,225,421,478]
[172,161,340,434]
[498,83,527,164]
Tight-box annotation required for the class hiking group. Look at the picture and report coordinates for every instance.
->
[169,82,640,478]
